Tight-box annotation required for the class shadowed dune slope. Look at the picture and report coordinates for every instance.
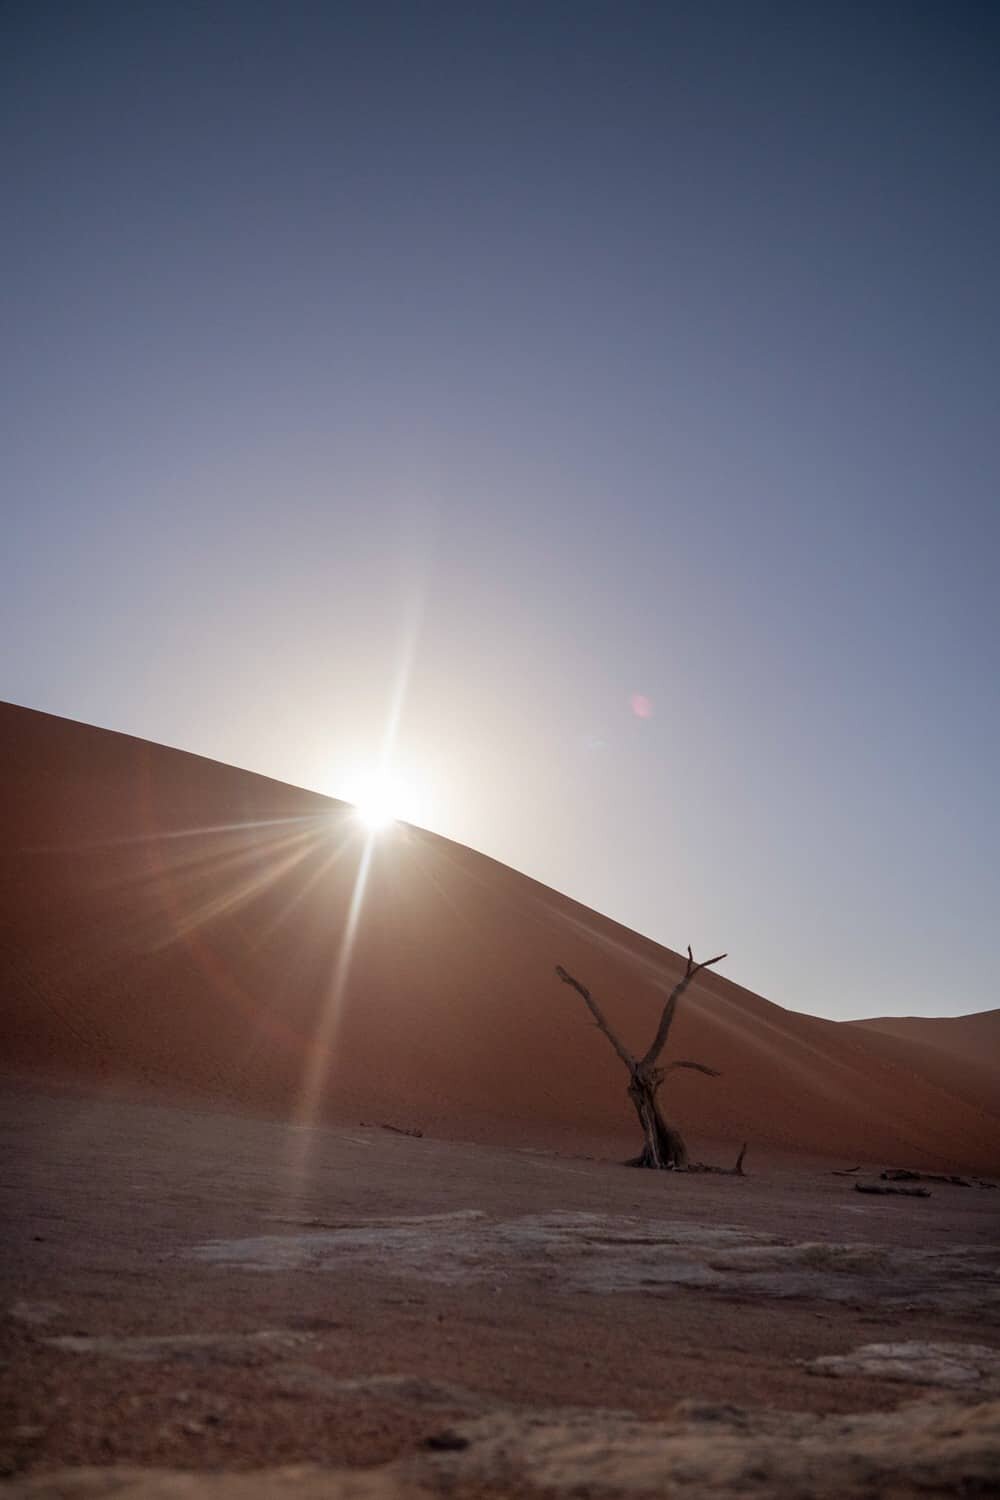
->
[844,1014,1000,1125]
[851,1011,1000,1071]
[2,702,998,1172]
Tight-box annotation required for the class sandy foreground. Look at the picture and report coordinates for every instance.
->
[3,1077,999,1497]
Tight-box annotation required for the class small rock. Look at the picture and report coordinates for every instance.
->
[424,1431,469,1452]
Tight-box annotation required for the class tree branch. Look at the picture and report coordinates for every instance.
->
[662,1060,722,1078]
[555,965,636,1070]
[638,946,727,1070]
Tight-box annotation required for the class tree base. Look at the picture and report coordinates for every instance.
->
[625,1141,748,1175]
[624,1148,680,1170]
[627,1080,689,1169]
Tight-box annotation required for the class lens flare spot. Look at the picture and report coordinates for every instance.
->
[630,693,653,719]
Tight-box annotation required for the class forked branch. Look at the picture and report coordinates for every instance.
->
[638,946,727,1070]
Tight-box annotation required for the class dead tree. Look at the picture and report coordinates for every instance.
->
[555,947,726,1170]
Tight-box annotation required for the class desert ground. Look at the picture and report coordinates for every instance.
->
[2,1078,999,1496]
[2,702,999,1494]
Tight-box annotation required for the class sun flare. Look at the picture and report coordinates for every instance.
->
[346,768,407,832]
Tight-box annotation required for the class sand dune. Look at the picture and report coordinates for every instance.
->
[1,701,997,1172]
[853,1009,1000,1065]
[843,1015,1000,1126]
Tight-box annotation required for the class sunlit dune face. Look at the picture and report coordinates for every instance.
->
[346,768,407,832]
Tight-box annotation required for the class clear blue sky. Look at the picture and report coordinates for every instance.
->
[3,2,998,1019]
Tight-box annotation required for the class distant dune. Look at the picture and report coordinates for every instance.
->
[1,701,997,1173]
[844,1013,1000,1127]
[851,1010,1000,1072]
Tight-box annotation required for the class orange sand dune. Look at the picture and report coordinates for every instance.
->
[843,1014,1000,1125]
[851,1010,1000,1072]
[2,701,998,1173]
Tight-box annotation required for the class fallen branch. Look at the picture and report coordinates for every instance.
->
[882,1169,970,1186]
[687,1143,748,1176]
[832,1166,862,1175]
[855,1182,930,1198]
[880,1169,996,1189]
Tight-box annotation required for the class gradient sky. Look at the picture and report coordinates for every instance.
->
[3,2,998,1021]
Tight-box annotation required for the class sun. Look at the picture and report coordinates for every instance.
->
[346,767,406,832]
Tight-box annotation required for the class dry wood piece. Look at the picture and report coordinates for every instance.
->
[882,1169,971,1186]
[885,1169,999,1189]
[688,1143,748,1176]
[832,1165,862,1175]
[555,946,737,1172]
[855,1182,931,1198]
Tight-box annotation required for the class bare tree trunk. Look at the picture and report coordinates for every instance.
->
[555,949,727,1172]
[626,1074,689,1169]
